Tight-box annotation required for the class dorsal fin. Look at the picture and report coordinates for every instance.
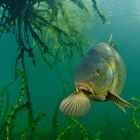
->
[108,33,113,45]
[108,33,117,49]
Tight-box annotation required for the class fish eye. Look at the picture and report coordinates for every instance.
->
[96,68,100,75]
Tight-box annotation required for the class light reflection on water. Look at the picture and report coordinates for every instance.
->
[98,0,140,22]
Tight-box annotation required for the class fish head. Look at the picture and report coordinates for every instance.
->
[74,56,113,95]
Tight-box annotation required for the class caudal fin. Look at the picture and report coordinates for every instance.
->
[59,91,91,117]
[107,92,134,112]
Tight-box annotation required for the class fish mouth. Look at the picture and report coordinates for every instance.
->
[75,83,95,96]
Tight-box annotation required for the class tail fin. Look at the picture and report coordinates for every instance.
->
[107,92,134,112]
[59,91,91,117]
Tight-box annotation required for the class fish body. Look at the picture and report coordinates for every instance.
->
[60,43,133,117]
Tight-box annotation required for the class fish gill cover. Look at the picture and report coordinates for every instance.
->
[0,0,139,140]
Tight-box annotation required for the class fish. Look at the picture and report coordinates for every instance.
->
[59,42,134,117]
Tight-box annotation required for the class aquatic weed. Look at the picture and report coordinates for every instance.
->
[57,116,89,140]
[94,131,102,140]
[130,97,140,131]
[51,102,60,140]
[0,69,32,140]
[20,113,46,140]
[0,0,107,139]
[0,0,106,67]
[56,121,74,140]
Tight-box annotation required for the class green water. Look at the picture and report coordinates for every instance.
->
[0,0,140,139]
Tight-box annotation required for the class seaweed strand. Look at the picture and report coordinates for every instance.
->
[4,69,27,139]
[130,98,140,131]
[67,117,89,140]
[92,0,106,23]
[56,122,73,140]
[57,117,89,140]
[20,113,46,140]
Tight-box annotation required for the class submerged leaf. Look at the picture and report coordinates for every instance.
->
[20,113,46,140]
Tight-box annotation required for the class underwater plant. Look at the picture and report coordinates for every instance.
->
[56,117,89,140]
[20,113,46,140]
[51,101,60,140]
[0,0,106,139]
[0,81,15,131]
[0,68,46,140]
[0,0,106,67]
[130,97,140,132]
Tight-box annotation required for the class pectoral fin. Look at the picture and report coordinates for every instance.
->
[59,91,91,117]
[107,92,134,112]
